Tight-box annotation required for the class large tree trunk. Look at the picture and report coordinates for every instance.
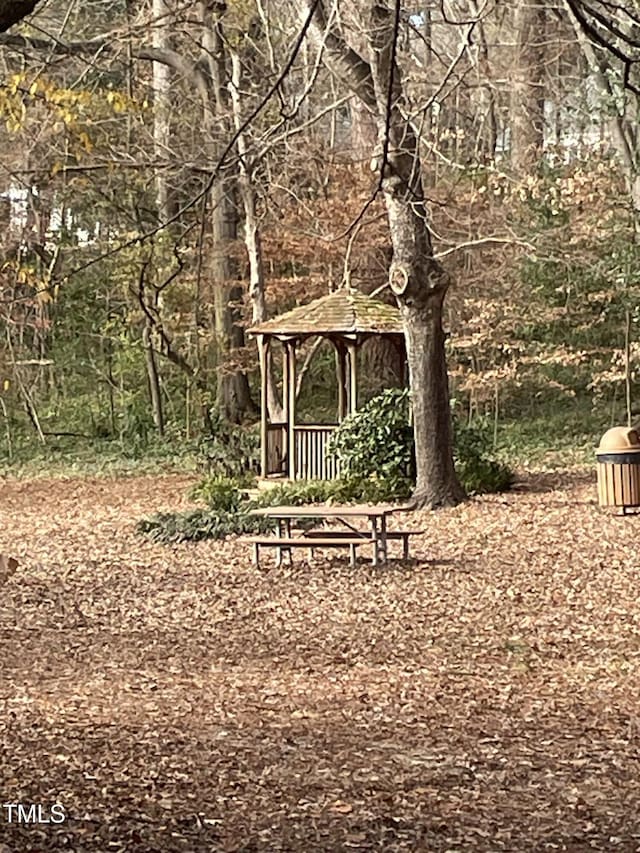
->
[306,0,465,507]
[383,166,464,507]
[403,293,463,506]
[201,2,255,424]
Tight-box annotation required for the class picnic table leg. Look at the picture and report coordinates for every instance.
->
[276,519,289,566]
[379,516,388,565]
[349,543,356,568]
[284,519,293,564]
[370,518,379,567]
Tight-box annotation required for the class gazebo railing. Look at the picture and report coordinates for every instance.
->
[265,423,340,479]
[293,425,339,480]
[266,422,287,476]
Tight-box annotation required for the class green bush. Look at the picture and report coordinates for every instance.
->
[136,508,274,544]
[251,479,334,508]
[454,417,514,495]
[137,394,514,545]
[137,473,410,544]
[251,475,412,509]
[327,388,414,481]
[188,475,245,511]
[329,388,512,496]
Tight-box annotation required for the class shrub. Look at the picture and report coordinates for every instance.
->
[137,397,514,545]
[137,474,410,544]
[251,475,412,509]
[454,417,514,495]
[327,388,414,480]
[136,508,274,544]
[251,479,334,508]
[188,475,244,511]
[329,388,512,496]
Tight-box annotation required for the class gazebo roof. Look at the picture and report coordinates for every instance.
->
[247,289,403,338]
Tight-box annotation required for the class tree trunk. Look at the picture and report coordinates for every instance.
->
[143,323,164,435]
[152,0,174,224]
[210,177,255,424]
[305,0,464,507]
[230,50,283,422]
[511,0,546,171]
[402,295,463,506]
[201,2,255,424]
[371,3,464,508]
[384,190,464,507]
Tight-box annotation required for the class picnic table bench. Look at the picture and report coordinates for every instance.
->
[243,503,420,567]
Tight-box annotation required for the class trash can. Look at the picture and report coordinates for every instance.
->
[596,426,640,511]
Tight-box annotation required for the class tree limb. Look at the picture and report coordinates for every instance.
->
[302,0,377,112]
[0,0,40,33]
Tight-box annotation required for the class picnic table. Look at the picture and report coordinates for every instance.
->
[245,503,418,567]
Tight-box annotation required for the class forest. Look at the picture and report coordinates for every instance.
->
[4,4,640,852]
[0,0,638,488]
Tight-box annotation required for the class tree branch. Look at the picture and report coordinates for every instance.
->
[0,0,40,33]
[303,0,377,111]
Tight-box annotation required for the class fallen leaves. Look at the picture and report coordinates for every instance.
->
[0,470,639,850]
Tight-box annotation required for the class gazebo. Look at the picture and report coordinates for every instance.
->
[247,289,406,482]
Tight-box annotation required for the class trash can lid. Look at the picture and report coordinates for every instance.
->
[597,426,640,453]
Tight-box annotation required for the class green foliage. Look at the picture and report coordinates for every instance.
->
[327,388,415,481]
[454,416,514,495]
[188,475,244,511]
[197,418,260,479]
[328,388,511,496]
[140,407,517,546]
[329,475,413,503]
[495,398,611,470]
[136,508,273,544]
[251,474,413,508]
[137,472,412,545]
[251,479,335,507]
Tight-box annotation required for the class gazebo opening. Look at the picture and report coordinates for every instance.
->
[295,337,340,426]
[248,290,406,482]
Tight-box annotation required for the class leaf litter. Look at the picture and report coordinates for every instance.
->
[0,470,639,850]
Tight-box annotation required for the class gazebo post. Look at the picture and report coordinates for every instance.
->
[286,340,297,479]
[334,338,348,420]
[258,335,269,478]
[347,341,358,414]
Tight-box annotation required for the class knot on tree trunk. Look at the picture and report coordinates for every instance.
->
[389,262,410,295]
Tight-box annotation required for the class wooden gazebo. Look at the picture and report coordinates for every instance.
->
[248,289,405,482]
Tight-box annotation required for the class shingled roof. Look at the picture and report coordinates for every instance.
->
[247,290,404,337]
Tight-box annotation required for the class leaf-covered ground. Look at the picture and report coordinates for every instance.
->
[0,470,639,852]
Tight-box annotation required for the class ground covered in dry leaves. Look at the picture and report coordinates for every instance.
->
[0,470,639,852]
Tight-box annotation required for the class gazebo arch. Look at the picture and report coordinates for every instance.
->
[248,290,406,482]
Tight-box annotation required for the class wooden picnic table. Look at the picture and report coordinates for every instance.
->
[247,503,414,566]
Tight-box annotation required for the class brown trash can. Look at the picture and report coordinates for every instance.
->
[596,426,640,510]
